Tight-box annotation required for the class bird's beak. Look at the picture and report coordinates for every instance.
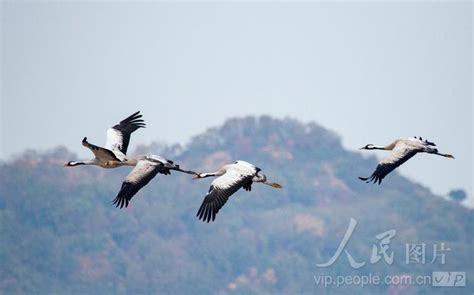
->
[448,154,455,159]
[359,146,365,150]
[192,175,200,180]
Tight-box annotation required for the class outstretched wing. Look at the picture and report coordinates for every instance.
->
[82,137,120,162]
[196,168,254,223]
[105,111,145,155]
[359,143,421,184]
[112,159,161,209]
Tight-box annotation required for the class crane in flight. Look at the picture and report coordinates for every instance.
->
[192,160,282,222]
[359,136,454,185]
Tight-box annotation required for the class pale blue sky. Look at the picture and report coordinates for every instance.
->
[1,2,472,203]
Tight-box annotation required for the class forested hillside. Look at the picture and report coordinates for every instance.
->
[1,116,472,294]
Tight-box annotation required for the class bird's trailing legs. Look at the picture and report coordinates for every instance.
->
[263,182,283,188]
[434,152,455,159]
[253,173,283,188]
[168,164,199,176]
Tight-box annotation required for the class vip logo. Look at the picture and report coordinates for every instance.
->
[432,272,466,287]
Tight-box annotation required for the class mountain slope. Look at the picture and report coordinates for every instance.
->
[0,116,472,294]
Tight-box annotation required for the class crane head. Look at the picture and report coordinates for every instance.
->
[360,144,375,150]
[64,161,84,167]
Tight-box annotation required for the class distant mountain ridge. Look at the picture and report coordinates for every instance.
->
[0,116,472,294]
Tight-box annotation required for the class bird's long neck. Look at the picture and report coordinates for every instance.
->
[85,159,98,165]
[66,159,97,166]
[384,140,403,150]
[199,172,219,178]
[371,142,396,150]
[199,168,226,178]
[367,145,388,150]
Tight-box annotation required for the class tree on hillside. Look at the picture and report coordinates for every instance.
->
[448,189,467,203]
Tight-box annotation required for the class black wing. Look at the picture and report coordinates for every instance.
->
[196,170,254,223]
[112,159,161,209]
[105,111,146,155]
[359,148,418,185]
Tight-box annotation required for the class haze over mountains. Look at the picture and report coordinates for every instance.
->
[0,116,472,294]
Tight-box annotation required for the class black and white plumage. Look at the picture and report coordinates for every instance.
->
[65,111,145,168]
[359,137,454,185]
[193,160,282,223]
[105,111,145,156]
[112,155,198,209]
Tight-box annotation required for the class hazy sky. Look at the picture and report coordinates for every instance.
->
[1,2,472,202]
